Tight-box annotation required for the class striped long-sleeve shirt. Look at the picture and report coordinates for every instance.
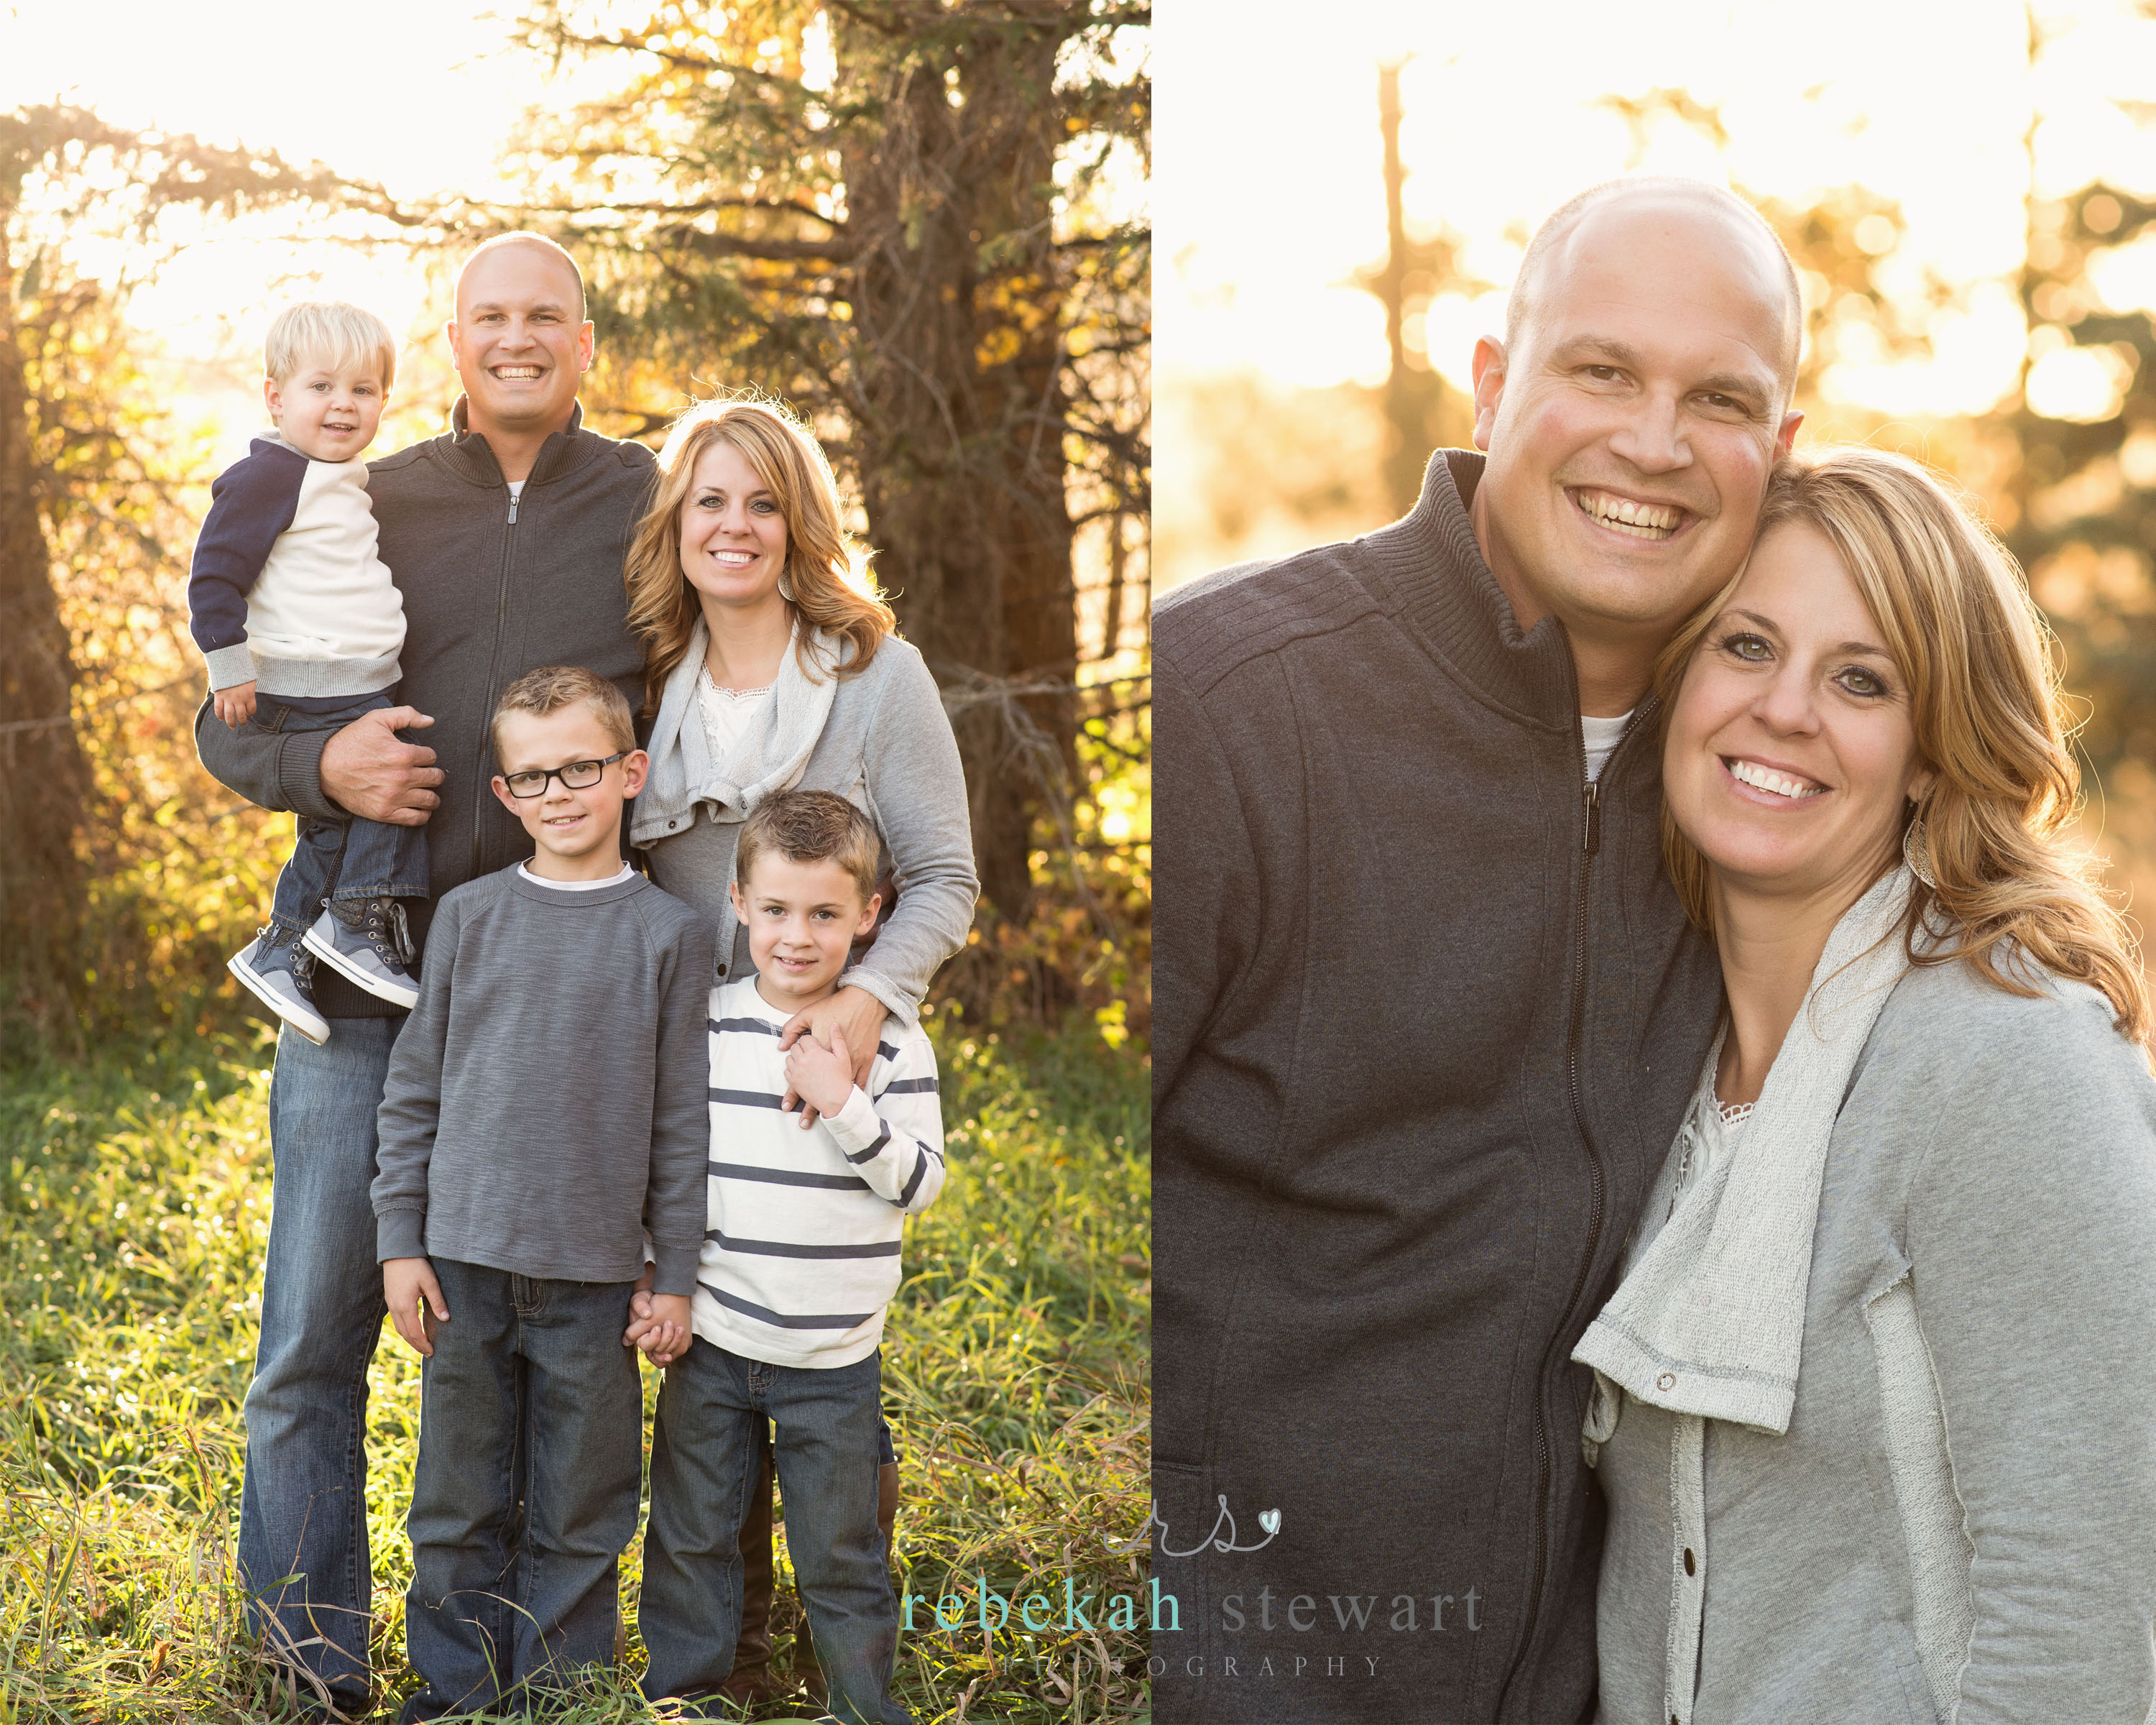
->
[696,975,946,1368]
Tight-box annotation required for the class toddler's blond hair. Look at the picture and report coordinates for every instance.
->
[265,300,398,391]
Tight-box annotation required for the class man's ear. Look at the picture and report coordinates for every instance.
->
[576,319,596,374]
[1470,335,1508,453]
[1776,408,1804,458]
[620,748,650,797]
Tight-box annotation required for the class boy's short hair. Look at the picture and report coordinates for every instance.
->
[491,665,637,761]
[265,300,399,390]
[736,790,880,901]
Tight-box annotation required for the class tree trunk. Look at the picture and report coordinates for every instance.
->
[838,14,1077,921]
[0,217,88,1026]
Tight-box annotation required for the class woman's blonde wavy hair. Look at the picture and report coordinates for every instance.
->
[1654,444,2150,1043]
[625,394,895,712]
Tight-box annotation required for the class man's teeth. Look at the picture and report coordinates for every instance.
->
[496,366,542,379]
[1577,490,1681,539]
[1728,758,1825,800]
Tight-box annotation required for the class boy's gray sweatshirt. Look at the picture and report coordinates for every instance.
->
[372,865,714,1295]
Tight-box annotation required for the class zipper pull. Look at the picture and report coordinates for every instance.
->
[1583,780,1602,857]
[507,491,520,525]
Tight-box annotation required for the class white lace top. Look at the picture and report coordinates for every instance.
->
[696,662,774,766]
[1662,1081,1755,1224]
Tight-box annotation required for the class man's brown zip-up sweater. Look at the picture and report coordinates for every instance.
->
[1151,449,1723,1724]
[194,400,656,1018]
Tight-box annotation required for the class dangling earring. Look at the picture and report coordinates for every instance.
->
[1903,804,1938,890]
[778,561,795,602]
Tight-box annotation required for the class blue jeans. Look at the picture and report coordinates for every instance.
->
[237,1017,400,1708]
[641,1341,912,1724]
[243,692,428,937]
[399,1261,642,1719]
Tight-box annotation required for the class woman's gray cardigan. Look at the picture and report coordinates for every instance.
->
[630,632,977,1021]
[1592,954,2156,1724]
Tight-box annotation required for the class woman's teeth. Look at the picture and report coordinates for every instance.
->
[1577,489,1681,540]
[1727,758,1825,800]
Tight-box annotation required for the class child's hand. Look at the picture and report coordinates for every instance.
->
[213,681,258,728]
[636,1294,693,1367]
[384,1257,447,1357]
[783,1026,857,1123]
[621,1274,657,1348]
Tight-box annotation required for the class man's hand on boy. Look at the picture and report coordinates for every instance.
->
[784,1024,860,1123]
[779,988,881,1126]
[321,705,443,827]
[213,681,259,728]
[384,1257,448,1358]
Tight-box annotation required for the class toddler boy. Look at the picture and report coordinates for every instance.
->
[634,788,944,1725]
[190,300,423,1042]
[372,666,712,1720]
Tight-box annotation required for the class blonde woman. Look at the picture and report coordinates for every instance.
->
[1577,448,2156,1724]
[625,394,975,1064]
[621,395,974,1712]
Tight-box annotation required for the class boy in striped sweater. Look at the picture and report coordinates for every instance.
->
[630,789,941,1724]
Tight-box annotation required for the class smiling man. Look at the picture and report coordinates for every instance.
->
[195,232,658,1715]
[1151,179,1802,1725]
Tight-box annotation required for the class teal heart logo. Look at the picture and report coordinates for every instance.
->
[1258,1509,1281,1535]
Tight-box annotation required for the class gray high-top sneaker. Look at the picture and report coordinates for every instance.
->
[228,925,330,1044]
[303,898,420,1008]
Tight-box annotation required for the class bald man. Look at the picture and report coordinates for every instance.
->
[196,234,658,1716]
[1150,180,1803,1725]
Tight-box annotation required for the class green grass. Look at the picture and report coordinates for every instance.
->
[0,1012,1151,1723]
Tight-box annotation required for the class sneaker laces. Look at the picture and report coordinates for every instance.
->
[251,923,317,991]
[348,897,417,969]
[259,921,300,954]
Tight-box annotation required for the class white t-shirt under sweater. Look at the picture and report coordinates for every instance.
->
[517,861,636,891]
[697,975,946,1368]
[1581,710,1634,783]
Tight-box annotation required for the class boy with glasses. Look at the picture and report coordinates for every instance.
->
[371,665,711,1718]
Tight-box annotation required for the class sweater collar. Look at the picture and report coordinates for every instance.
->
[1359,448,1581,727]
[505,860,648,907]
[440,397,594,488]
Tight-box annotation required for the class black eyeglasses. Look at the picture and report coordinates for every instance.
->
[501,753,627,799]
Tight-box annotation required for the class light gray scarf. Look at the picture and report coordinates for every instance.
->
[1574,865,1915,1435]
[628,617,842,847]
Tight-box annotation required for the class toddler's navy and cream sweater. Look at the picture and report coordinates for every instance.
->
[186,433,405,699]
